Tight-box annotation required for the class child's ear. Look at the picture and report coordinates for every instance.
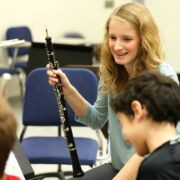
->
[131,100,143,120]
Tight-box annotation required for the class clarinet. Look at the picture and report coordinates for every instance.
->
[45,29,84,177]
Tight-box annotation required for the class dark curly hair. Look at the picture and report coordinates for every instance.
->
[111,71,180,125]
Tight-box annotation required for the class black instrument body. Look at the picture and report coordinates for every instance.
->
[45,32,84,177]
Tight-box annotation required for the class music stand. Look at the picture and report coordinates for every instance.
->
[25,42,94,75]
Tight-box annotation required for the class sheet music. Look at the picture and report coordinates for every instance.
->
[5,152,25,180]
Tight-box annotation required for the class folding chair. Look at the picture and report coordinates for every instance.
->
[6,26,32,70]
[19,67,99,179]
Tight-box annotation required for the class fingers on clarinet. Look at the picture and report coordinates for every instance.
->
[46,63,51,69]
[48,78,57,86]
[47,69,56,78]
[48,81,55,86]
[53,70,62,78]
[54,69,61,74]
[55,69,66,77]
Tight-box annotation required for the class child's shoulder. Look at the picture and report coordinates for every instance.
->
[144,138,180,167]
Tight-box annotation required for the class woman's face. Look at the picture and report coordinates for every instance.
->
[108,18,141,74]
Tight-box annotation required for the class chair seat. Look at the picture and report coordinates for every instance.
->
[14,61,28,69]
[22,137,98,166]
[0,68,20,76]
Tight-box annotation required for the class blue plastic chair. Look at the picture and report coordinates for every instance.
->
[6,26,32,69]
[19,67,98,179]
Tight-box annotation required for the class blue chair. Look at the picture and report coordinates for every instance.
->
[19,67,98,179]
[6,26,32,70]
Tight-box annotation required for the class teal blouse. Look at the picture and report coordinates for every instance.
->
[77,63,179,170]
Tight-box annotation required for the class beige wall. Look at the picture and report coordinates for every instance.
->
[1,0,180,72]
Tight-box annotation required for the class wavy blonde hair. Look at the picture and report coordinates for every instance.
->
[100,2,164,93]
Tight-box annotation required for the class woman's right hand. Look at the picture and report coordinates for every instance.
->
[46,64,88,117]
[46,64,73,96]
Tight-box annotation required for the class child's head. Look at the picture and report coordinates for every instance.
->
[0,92,17,177]
[111,71,180,155]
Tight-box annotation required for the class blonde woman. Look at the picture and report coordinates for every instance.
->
[47,2,179,180]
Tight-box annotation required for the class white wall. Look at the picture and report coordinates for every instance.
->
[1,0,180,72]
[146,0,180,73]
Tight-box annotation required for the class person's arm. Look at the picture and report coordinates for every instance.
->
[47,65,88,118]
[113,154,144,180]
[47,64,109,129]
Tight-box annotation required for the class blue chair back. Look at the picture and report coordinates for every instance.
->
[6,26,32,57]
[61,67,98,126]
[23,67,98,127]
[23,68,60,126]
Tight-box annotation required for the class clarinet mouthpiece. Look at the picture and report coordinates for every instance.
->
[45,26,49,38]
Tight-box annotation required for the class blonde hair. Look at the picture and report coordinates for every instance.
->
[100,2,164,93]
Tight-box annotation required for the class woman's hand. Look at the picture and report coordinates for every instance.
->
[46,64,88,118]
[46,64,73,96]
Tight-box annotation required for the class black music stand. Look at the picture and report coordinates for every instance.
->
[25,42,94,75]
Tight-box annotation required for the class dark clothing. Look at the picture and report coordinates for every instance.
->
[69,163,118,180]
[137,137,180,180]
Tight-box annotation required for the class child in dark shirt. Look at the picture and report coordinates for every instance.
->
[111,71,180,180]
